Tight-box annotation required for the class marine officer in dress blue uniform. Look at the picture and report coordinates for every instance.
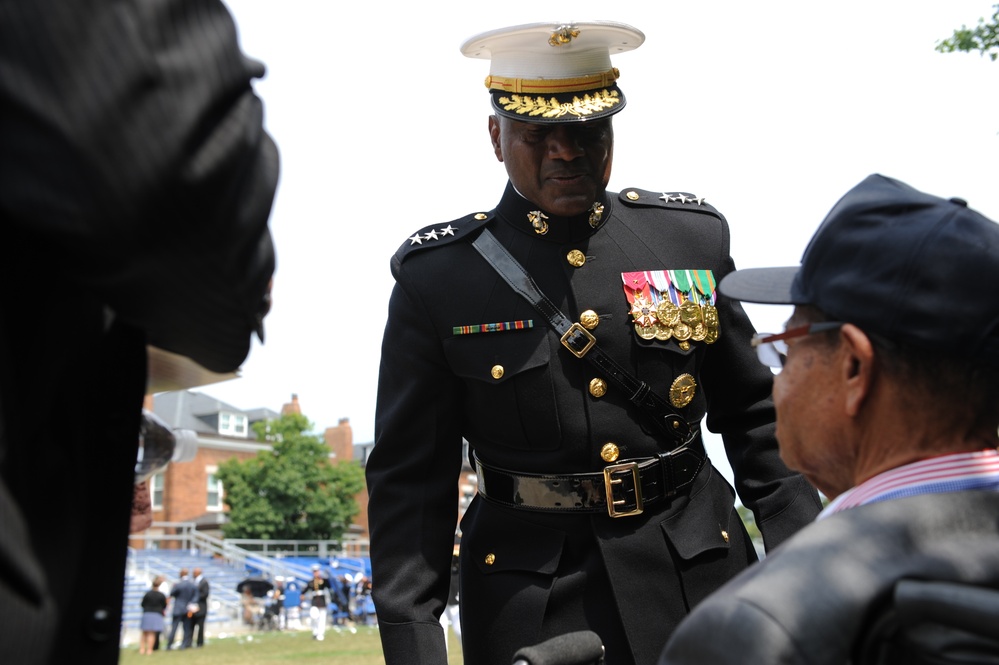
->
[365,21,822,665]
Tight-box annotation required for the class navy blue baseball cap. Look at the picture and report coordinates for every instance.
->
[719,174,999,367]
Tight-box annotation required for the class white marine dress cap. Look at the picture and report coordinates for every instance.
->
[460,21,645,123]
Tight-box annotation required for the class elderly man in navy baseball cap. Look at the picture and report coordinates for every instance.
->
[659,174,999,665]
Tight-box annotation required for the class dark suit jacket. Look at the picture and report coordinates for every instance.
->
[170,579,199,618]
[659,492,999,664]
[195,577,210,617]
[367,183,820,665]
[0,1,277,663]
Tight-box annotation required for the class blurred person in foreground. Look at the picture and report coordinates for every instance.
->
[658,173,999,664]
[0,0,278,662]
[366,20,821,665]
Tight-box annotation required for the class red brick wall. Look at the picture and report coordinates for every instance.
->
[323,419,370,538]
[156,446,255,523]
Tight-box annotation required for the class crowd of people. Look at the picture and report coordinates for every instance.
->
[237,566,375,639]
[138,563,376,647]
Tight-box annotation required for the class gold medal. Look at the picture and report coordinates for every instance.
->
[703,305,719,328]
[679,299,701,325]
[691,322,707,341]
[673,322,692,341]
[657,301,680,327]
[654,322,673,341]
[629,294,658,329]
[703,305,720,344]
[635,323,656,340]
[669,374,697,408]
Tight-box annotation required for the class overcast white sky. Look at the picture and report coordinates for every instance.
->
[199,1,999,484]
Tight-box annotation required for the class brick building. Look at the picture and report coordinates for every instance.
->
[132,390,476,549]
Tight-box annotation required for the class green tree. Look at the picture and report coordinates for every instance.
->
[216,412,365,541]
[937,4,999,61]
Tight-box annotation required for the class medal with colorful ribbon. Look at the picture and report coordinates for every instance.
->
[621,271,658,339]
[622,269,720,349]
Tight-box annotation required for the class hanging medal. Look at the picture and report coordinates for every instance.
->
[648,271,675,340]
[623,269,720,349]
[691,269,720,344]
[621,271,658,339]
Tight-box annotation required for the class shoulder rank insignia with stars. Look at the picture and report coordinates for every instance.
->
[394,211,494,263]
[618,187,721,216]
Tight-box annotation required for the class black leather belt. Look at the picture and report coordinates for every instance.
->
[474,434,706,518]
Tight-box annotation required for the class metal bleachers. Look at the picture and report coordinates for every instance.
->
[123,523,372,635]
[124,549,247,630]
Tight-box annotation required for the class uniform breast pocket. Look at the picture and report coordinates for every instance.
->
[635,340,706,417]
[443,328,561,450]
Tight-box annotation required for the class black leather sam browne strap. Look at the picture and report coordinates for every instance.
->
[471,227,695,447]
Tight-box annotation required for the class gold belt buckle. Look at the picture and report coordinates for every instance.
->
[603,462,643,518]
[560,322,596,358]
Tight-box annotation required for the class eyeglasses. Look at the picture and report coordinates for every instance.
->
[751,322,844,369]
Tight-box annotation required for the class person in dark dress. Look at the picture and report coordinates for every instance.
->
[139,576,167,656]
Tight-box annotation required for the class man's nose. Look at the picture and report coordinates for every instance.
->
[546,126,585,160]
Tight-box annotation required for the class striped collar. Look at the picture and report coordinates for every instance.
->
[819,449,999,519]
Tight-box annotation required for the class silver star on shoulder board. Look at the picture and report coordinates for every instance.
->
[439,225,456,236]
[409,233,423,245]
[424,229,439,241]
[659,193,671,202]
[693,197,706,205]
[674,194,690,204]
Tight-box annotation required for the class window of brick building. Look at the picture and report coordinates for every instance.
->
[218,411,248,437]
[150,472,164,510]
[206,468,224,511]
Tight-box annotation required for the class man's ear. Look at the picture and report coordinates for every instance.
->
[840,324,875,417]
[488,115,504,162]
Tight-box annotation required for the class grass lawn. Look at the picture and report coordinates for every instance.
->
[118,625,464,664]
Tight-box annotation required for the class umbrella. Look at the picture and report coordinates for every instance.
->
[236,577,274,598]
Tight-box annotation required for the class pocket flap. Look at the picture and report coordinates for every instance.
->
[468,506,565,576]
[444,328,549,384]
[660,477,734,560]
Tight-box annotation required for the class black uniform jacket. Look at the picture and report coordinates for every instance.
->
[367,183,821,665]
